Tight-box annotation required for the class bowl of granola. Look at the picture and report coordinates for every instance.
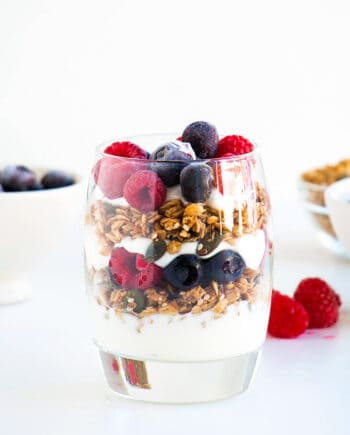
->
[298,158,350,255]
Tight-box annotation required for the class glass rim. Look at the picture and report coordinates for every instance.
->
[96,132,260,164]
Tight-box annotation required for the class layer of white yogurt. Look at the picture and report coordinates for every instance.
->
[85,226,266,271]
[91,298,269,361]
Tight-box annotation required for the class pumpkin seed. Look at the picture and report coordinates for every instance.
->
[196,231,222,256]
[145,240,167,262]
[123,289,146,314]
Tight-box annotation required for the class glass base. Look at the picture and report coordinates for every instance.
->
[98,348,262,404]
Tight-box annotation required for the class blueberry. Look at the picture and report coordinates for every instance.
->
[150,140,195,160]
[0,165,37,191]
[202,249,246,285]
[182,121,219,159]
[30,180,44,190]
[164,254,203,291]
[41,170,74,189]
[180,163,213,202]
[150,141,195,187]
[0,184,3,192]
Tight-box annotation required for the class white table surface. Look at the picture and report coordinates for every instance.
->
[1,197,349,435]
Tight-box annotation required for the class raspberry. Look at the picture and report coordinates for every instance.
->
[123,170,166,212]
[109,247,138,289]
[294,278,341,328]
[216,135,254,157]
[109,247,162,290]
[268,290,309,338]
[136,262,162,289]
[93,157,140,199]
[104,141,147,159]
[93,142,147,199]
[112,359,119,372]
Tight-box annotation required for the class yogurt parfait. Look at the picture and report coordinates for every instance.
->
[85,121,272,403]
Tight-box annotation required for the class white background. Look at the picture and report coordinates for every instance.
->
[1,2,350,434]
[1,0,350,198]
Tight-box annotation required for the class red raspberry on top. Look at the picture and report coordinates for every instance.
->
[216,135,254,157]
[294,278,341,328]
[93,142,147,199]
[268,290,309,338]
[104,141,147,159]
[109,247,162,290]
[123,170,166,212]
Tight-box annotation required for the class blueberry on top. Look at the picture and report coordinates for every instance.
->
[181,121,219,159]
[150,140,195,161]
[150,141,195,187]
[180,163,213,203]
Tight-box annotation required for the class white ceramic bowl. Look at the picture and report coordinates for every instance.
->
[0,168,86,303]
[325,178,350,257]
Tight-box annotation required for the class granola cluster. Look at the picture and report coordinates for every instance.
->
[301,158,350,238]
[93,267,260,318]
[302,159,350,186]
[86,183,268,256]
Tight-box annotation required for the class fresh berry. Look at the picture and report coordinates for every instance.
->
[112,359,119,372]
[123,289,146,314]
[0,184,4,192]
[93,157,143,199]
[104,141,147,159]
[41,170,74,189]
[164,254,202,291]
[123,170,166,212]
[109,247,138,289]
[216,135,254,157]
[153,161,190,187]
[31,180,44,190]
[268,290,309,338]
[202,249,245,285]
[294,278,341,328]
[150,141,195,187]
[150,140,195,160]
[182,121,219,159]
[94,142,147,199]
[0,165,37,191]
[180,163,213,203]
[109,247,162,290]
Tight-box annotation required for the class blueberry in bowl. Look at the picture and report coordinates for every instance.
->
[0,165,84,304]
[0,165,37,191]
[0,165,75,192]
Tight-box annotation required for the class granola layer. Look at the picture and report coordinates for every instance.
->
[90,267,260,318]
[86,184,268,257]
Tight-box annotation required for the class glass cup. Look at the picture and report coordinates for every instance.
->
[84,134,273,403]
